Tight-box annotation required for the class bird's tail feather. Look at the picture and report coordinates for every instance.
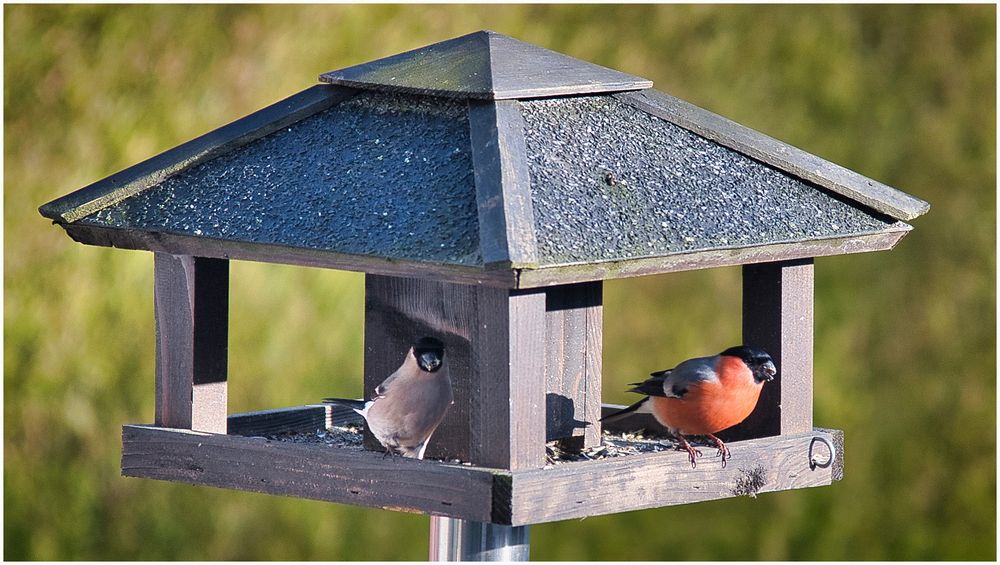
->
[601,397,651,423]
[322,398,369,415]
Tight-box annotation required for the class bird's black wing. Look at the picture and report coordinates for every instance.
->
[635,356,719,400]
[628,372,671,398]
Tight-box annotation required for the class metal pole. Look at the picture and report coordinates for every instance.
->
[429,516,530,561]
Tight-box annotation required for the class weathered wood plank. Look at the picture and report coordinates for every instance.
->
[226,404,360,437]
[507,428,842,526]
[470,286,546,469]
[40,85,357,224]
[615,89,930,221]
[499,289,547,469]
[725,259,814,441]
[61,210,909,292]
[121,424,499,522]
[468,99,538,268]
[153,254,229,433]
[61,223,517,288]
[123,414,841,526]
[516,228,909,288]
[544,282,602,448]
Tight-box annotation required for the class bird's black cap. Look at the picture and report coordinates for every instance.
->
[414,337,445,352]
[720,345,776,383]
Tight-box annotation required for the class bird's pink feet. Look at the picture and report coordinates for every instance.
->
[674,434,703,468]
[707,433,731,467]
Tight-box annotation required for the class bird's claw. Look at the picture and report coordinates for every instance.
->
[676,436,702,468]
[690,448,703,466]
[707,434,731,468]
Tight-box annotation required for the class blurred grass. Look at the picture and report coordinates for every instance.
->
[4,4,995,561]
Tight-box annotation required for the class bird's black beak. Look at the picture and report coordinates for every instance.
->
[760,360,777,382]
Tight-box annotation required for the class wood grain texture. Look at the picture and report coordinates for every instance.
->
[364,275,547,469]
[123,412,841,525]
[153,254,229,433]
[364,275,478,461]
[614,89,930,221]
[516,228,909,288]
[725,259,814,441]
[468,99,538,268]
[544,282,602,448]
[121,424,499,522]
[506,428,842,526]
[61,223,517,288]
[40,85,357,223]
[493,289,546,469]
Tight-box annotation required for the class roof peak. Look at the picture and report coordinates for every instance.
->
[319,30,652,100]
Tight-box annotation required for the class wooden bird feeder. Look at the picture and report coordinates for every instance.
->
[40,30,928,555]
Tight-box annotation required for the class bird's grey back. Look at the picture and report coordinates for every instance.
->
[661,355,719,396]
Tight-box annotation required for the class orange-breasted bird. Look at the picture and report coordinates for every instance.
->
[602,345,776,467]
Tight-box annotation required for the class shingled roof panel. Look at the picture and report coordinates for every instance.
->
[518,95,901,266]
[78,92,482,266]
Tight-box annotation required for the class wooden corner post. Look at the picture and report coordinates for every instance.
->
[725,258,814,441]
[153,253,229,433]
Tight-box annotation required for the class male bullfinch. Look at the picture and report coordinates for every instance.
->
[324,337,453,459]
[603,345,776,468]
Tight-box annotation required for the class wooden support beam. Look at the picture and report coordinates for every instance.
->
[544,282,602,448]
[154,253,229,433]
[725,259,814,440]
[473,286,547,470]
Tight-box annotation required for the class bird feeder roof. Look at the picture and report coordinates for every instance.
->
[40,30,928,288]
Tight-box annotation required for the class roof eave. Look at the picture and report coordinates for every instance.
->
[516,225,913,288]
[56,219,909,290]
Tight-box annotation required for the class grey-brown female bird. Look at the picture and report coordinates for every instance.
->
[324,337,453,459]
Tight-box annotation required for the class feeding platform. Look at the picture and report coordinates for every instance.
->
[122,403,842,526]
[41,30,925,533]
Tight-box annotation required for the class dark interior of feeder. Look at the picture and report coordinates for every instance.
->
[219,263,771,469]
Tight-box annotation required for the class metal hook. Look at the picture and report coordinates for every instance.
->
[809,436,835,470]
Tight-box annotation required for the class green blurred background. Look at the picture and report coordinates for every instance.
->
[5,4,995,560]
